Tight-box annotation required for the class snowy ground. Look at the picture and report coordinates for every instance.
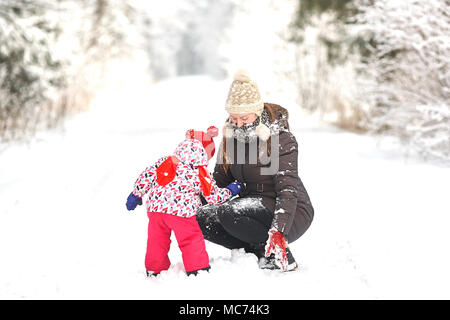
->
[1,76,450,299]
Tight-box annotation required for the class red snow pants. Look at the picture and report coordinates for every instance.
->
[145,212,210,273]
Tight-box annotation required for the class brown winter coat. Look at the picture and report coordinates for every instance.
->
[213,103,314,243]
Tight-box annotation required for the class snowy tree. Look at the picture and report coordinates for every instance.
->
[287,0,375,130]
[0,0,65,140]
[142,0,300,95]
[142,0,234,80]
[52,0,146,115]
[0,0,148,142]
[289,0,450,162]
[290,12,370,129]
[351,0,450,161]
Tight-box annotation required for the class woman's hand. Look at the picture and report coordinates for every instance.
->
[265,228,288,271]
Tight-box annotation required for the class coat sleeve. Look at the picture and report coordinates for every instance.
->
[132,157,166,197]
[203,178,232,205]
[271,132,300,236]
[212,162,234,188]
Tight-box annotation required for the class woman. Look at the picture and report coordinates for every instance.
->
[197,70,314,271]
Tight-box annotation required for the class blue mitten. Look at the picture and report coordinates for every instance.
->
[225,181,242,197]
[126,193,142,211]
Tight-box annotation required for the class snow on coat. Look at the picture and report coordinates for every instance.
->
[132,138,232,218]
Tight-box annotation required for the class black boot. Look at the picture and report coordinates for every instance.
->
[186,265,211,276]
[258,247,298,271]
[244,243,266,259]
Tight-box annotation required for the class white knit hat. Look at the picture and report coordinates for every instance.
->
[223,70,271,141]
[225,70,264,116]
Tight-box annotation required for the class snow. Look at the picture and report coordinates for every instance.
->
[1,75,450,299]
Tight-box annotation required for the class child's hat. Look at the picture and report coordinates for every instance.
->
[185,126,219,161]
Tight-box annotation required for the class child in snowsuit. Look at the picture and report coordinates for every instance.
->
[126,126,241,276]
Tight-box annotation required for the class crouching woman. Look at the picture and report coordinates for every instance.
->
[197,70,314,271]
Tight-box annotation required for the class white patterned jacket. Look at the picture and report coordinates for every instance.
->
[132,139,231,218]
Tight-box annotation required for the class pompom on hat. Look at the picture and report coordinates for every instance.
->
[225,69,264,117]
[185,126,218,160]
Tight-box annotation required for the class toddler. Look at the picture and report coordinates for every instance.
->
[126,126,241,276]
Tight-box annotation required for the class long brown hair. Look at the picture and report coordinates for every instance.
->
[221,103,277,173]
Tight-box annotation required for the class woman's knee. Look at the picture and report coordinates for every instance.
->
[197,205,218,227]
[216,205,235,229]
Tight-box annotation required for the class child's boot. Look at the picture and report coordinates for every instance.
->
[146,270,160,277]
[186,265,211,276]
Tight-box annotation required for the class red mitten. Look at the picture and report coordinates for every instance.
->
[265,228,288,271]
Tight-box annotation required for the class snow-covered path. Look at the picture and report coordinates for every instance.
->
[1,76,449,299]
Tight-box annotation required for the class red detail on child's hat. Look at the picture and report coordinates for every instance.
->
[156,156,179,186]
[198,166,212,196]
[185,129,195,139]
[185,126,218,161]
[206,126,219,138]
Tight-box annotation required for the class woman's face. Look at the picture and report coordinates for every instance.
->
[229,113,258,128]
